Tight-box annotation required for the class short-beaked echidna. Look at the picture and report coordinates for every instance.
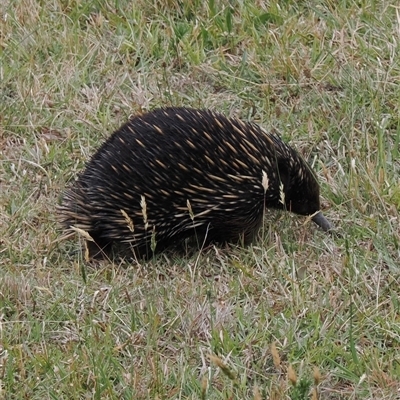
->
[59,107,332,258]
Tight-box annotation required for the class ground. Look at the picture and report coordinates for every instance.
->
[1,1,400,399]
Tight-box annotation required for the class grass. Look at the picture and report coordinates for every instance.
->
[1,0,400,398]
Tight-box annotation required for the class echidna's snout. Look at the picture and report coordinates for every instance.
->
[312,211,332,232]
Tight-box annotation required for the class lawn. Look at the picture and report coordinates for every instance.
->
[1,0,400,398]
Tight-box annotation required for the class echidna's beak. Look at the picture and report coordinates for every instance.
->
[312,211,332,232]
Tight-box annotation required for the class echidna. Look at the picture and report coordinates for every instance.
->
[59,107,332,258]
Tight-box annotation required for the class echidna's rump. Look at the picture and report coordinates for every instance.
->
[58,107,331,258]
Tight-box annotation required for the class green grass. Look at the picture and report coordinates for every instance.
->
[1,0,400,398]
